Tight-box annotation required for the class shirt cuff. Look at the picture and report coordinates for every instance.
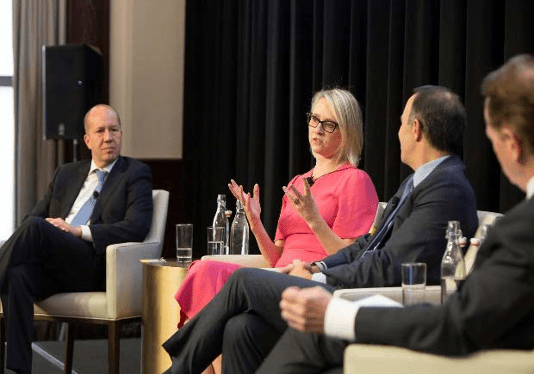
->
[81,225,93,242]
[325,295,404,342]
[312,261,327,271]
[312,272,327,284]
[324,297,358,341]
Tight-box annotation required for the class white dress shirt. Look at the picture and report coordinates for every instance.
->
[65,159,116,241]
[325,295,403,341]
[526,176,534,199]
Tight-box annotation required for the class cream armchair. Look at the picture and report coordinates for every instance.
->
[343,344,534,373]
[0,189,170,374]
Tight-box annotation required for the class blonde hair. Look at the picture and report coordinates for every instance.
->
[310,88,363,166]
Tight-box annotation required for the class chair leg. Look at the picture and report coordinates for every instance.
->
[108,321,120,374]
[0,316,5,374]
[64,323,75,374]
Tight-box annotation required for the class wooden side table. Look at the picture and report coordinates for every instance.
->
[140,259,189,374]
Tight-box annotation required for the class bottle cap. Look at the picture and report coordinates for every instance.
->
[470,238,481,246]
[225,210,232,218]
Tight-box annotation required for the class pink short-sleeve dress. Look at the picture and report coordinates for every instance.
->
[175,163,378,327]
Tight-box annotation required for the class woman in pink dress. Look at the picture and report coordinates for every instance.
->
[175,88,378,330]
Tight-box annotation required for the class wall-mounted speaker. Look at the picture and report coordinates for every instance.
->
[43,44,104,140]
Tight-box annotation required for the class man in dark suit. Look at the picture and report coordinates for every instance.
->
[0,104,153,374]
[256,54,534,373]
[162,86,478,374]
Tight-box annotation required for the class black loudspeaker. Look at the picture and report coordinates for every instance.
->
[43,44,104,140]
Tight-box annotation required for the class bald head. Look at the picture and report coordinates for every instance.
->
[84,104,121,134]
[83,104,123,168]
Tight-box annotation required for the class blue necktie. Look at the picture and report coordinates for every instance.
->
[71,169,107,226]
[365,176,414,251]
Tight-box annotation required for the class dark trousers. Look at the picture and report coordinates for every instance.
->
[0,217,104,373]
[257,328,347,374]
[162,267,335,374]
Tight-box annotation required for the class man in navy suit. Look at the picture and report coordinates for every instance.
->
[257,54,534,373]
[162,86,479,374]
[0,104,153,374]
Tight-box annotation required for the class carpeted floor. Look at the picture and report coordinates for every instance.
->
[5,338,141,374]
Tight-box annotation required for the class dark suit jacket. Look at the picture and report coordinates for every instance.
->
[322,155,478,288]
[355,195,534,355]
[27,156,153,255]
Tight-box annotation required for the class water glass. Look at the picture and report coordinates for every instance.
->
[401,262,426,306]
[176,224,193,267]
[207,226,225,255]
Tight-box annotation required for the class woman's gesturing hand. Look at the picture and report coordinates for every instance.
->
[283,178,320,227]
[228,180,262,228]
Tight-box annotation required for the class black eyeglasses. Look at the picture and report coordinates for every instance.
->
[306,112,339,133]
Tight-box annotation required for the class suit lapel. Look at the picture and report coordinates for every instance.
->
[61,162,91,218]
[388,155,461,230]
[375,178,412,230]
[411,155,459,194]
[90,156,125,223]
[370,156,461,250]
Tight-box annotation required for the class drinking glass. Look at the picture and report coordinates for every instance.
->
[401,262,426,306]
[176,224,193,267]
[207,226,225,255]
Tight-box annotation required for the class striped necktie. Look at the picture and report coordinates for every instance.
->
[71,169,107,226]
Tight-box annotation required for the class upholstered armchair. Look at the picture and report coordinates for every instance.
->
[0,189,170,374]
[343,344,534,373]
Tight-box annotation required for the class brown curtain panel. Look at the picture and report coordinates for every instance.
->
[13,0,66,224]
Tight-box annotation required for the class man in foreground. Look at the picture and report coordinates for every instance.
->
[258,54,534,373]
[0,104,153,374]
[162,86,478,374]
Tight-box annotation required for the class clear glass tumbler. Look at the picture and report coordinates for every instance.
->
[176,224,193,267]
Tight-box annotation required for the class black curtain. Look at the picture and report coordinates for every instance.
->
[182,0,534,258]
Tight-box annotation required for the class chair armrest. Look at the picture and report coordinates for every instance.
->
[201,254,269,268]
[106,241,162,318]
[344,344,534,374]
[334,286,441,305]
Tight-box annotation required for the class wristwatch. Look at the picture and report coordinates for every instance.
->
[311,261,326,271]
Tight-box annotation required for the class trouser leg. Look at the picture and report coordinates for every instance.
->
[162,267,335,374]
[0,217,102,373]
[256,328,347,374]
[3,264,37,373]
[221,313,281,374]
[1,217,104,292]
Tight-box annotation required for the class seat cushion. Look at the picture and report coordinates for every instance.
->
[34,292,110,320]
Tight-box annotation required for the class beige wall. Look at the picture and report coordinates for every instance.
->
[109,0,186,159]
